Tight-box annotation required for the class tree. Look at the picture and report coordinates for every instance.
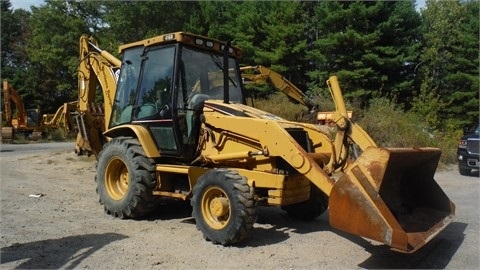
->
[186,1,307,98]
[1,0,37,109]
[414,0,479,129]
[304,1,422,108]
[1,0,31,81]
[26,0,91,112]
[102,0,200,43]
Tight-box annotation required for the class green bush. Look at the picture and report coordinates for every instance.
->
[357,98,460,165]
[13,133,28,144]
[430,123,463,165]
[357,98,432,147]
[48,128,66,142]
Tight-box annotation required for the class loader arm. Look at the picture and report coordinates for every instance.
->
[76,35,121,157]
[322,76,378,174]
[322,76,454,253]
[198,74,454,253]
[200,107,336,197]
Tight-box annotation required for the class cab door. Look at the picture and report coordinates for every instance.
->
[132,45,179,154]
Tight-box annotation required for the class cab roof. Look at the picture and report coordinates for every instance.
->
[118,31,242,58]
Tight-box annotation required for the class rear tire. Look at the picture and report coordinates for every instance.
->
[282,184,328,221]
[459,167,471,176]
[191,169,256,245]
[96,138,157,219]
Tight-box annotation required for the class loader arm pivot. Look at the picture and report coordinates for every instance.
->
[324,76,378,173]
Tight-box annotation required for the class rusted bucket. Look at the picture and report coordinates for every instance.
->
[329,147,455,253]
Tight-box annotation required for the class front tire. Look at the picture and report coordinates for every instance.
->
[459,166,471,176]
[96,138,157,219]
[282,184,329,220]
[191,169,256,245]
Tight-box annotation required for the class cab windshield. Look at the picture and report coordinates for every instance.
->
[179,46,244,105]
[109,44,244,130]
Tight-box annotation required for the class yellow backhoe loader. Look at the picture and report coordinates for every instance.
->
[77,32,454,253]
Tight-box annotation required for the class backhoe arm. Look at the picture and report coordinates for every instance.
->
[76,35,121,156]
[240,65,317,111]
[78,35,120,123]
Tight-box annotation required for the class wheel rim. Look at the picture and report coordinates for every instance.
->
[105,157,129,201]
[201,186,230,230]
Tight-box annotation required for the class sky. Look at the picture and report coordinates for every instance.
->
[10,0,427,12]
[10,0,44,11]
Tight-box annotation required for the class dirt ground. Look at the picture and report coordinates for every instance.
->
[0,143,479,269]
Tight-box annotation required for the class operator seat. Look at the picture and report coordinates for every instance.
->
[186,94,209,140]
[119,105,133,123]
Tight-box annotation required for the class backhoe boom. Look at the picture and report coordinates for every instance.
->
[75,35,120,156]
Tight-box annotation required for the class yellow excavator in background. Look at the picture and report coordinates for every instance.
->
[42,101,78,137]
[1,79,77,143]
[2,79,44,142]
[76,32,454,253]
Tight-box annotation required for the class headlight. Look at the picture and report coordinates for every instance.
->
[458,139,468,149]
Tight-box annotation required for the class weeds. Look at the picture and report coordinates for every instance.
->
[247,92,314,123]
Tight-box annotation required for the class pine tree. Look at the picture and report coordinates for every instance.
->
[304,1,422,108]
[186,1,307,98]
[415,0,479,129]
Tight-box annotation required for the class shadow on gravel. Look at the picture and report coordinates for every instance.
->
[0,233,127,269]
[238,206,331,247]
[341,221,467,269]
[145,203,332,247]
[146,199,193,221]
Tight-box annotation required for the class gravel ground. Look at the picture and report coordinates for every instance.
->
[0,143,478,269]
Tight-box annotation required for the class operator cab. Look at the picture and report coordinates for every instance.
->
[109,32,245,160]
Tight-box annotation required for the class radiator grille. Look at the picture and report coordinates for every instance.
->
[286,128,311,152]
[467,138,479,154]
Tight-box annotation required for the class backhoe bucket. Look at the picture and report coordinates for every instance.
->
[329,147,455,253]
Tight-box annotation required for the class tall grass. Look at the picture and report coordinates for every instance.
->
[357,98,461,164]
[247,93,313,122]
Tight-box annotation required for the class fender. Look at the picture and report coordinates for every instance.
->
[104,125,160,158]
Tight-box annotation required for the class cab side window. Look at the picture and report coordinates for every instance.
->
[110,47,143,128]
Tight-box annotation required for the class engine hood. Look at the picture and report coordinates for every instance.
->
[203,100,286,121]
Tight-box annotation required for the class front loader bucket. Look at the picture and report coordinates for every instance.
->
[329,147,455,253]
